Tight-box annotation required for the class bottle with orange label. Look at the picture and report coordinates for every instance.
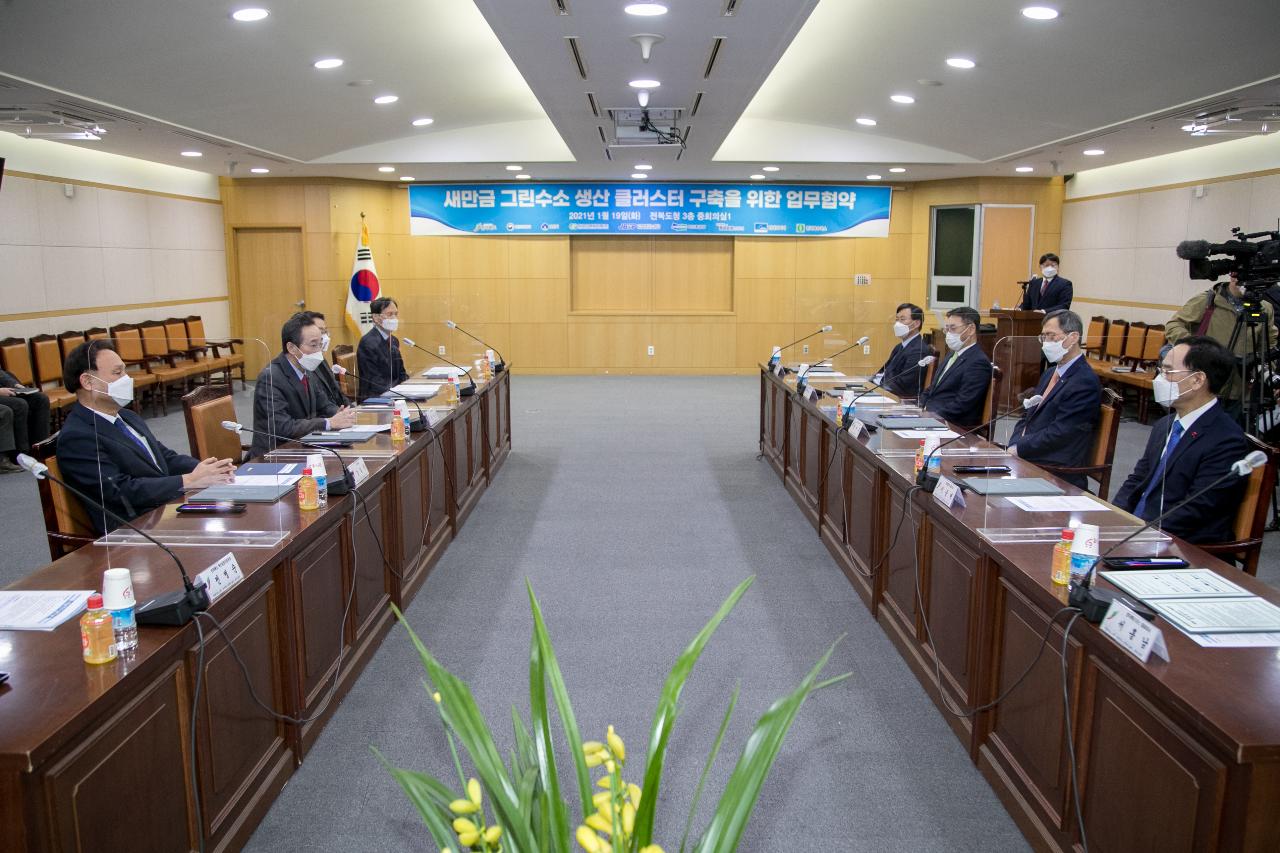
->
[1051,528,1074,585]
[390,400,407,442]
[81,593,118,664]
[445,376,459,405]
[298,468,320,510]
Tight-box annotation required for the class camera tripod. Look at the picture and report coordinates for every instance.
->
[1224,288,1280,529]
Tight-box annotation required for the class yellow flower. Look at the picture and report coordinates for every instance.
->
[622,801,636,835]
[432,691,442,704]
[449,799,478,814]
[484,826,503,844]
[585,813,612,834]
[467,777,483,807]
[606,725,626,762]
[640,846,666,853]
[603,759,616,774]
[576,825,605,853]
[452,818,477,834]
[585,751,605,768]
[458,829,480,846]
[582,740,604,754]
[596,777,613,789]
[627,783,642,809]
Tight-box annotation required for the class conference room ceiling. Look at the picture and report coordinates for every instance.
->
[0,0,1277,185]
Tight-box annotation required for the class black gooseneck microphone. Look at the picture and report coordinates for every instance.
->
[842,356,938,429]
[771,325,833,366]
[916,385,1029,492]
[402,338,477,397]
[1069,448,1268,622]
[222,421,357,496]
[445,320,505,373]
[809,335,870,370]
[333,363,431,432]
[17,454,210,627]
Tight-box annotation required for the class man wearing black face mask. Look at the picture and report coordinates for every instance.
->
[251,314,358,457]
[1113,336,1248,544]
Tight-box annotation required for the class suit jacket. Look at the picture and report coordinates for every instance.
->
[0,369,24,389]
[56,402,198,534]
[920,345,992,428]
[1113,401,1248,544]
[356,328,408,400]
[1019,275,1073,313]
[1008,356,1102,474]
[313,357,348,410]
[876,335,930,398]
[250,353,341,457]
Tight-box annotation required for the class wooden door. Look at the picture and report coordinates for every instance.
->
[234,227,306,375]
[979,206,1034,310]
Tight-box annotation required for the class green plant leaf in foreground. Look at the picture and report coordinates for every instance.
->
[694,639,851,853]
[634,575,756,849]
[371,746,461,851]
[678,682,739,853]
[530,635,569,853]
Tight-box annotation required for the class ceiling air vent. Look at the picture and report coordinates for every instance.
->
[722,0,741,16]
[552,0,570,14]
[566,37,588,80]
[598,126,608,145]
[704,38,724,79]
[586,92,600,117]
[690,92,704,117]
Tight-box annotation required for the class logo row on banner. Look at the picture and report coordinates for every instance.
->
[408,183,892,238]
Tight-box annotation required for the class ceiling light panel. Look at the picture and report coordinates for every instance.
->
[313,58,343,69]
[890,94,915,104]
[946,57,976,69]
[624,3,668,16]
[1021,6,1059,20]
[373,94,398,104]
[231,8,269,23]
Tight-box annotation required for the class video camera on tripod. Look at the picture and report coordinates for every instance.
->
[1177,227,1280,287]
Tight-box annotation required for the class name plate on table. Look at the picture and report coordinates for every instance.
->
[1101,600,1169,663]
[803,385,818,401]
[849,418,867,439]
[933,475,966,509]
[196,553,244,603]
[348,457,370,487]
[797,362,810,378]
[773,363,784,377]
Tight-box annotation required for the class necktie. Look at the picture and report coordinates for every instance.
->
[1041,279,1048,296]
[939,352,957,379]
[301,374,310,397]
[115,417,155,465]
[1041,369,1061,400]
[1134,420,1185,517]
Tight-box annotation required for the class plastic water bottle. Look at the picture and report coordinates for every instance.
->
[390,400,407,442]
[307,453,328,505]
[101,568,138,653]
[1069,523,1100,581]
[80,593,117,665]
[298,468,320,511]
[925,437,942,477]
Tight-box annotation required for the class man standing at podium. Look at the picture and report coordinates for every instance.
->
[1020,253,1073,313]
[1007,310,1101,488]
[874,302,930,398]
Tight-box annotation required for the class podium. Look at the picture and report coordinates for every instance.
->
[990,309,1044,412]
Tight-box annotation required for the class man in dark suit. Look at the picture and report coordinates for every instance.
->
[1007,310,1102,488]
[920,306,993,428]
[251,314,358,457]
[56,341,234,533]
[0,367,51,465]
[1113,336,1249,544]
[356,296,408,400]
[874,302,930,398]
[1019,252,1073,313]
[300,311,348,409]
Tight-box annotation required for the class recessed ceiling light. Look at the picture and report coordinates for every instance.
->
[250,167,270,174]
[749,174,766,180]
[1021,6,1059,20]
[231,8,269,23]
[1181,123,1196,132]
[866,174,882,180]
[631,173,649,179]
[634,164,653,171]
[1083,149,1105,156]
[1015,165,1034,172]
[313,58,343,70]
[180,150,202,157]
[378,166,396,173]
[399,176,415,182]
[412,117,434,127]
[624,3,668,15]
[505,165,523,171]
[890,94,915,104]
[855,117,877,126]
[889,167,906,173]
[373,94,398,105]
[946,57,976,69]
[516,174,532,180]
[762,166,780,172]
[629,79,661,89]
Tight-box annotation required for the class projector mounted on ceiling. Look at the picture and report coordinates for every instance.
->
[0,107,107,140]
[608,107,686,149]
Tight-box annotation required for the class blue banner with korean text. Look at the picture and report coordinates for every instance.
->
[408,183,891,237]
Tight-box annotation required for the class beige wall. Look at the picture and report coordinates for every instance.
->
[221,176,1062,374]
[0,172,230,342]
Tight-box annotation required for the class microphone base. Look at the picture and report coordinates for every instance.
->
[1068,583,1157,624]
[916,470,939,493]
[137,584,210,627]
[459,385,476,398]
[493,361,506,374]
[326,470,356,496]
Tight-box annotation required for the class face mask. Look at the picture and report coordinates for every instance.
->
[321,333,331,352]
[893,321,910,338]
[1041,339,1068,363]
[1041,266,1057,279]
[945,331,965,352]
[297,350,325,372]
[95,373,134,406]
[1151,375,1180,407]
[382,318,399,332]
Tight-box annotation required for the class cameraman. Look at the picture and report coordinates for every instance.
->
[1164,270,1276,422]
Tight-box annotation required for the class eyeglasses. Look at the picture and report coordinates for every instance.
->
[1156,367,1196,378]
[1037,334,1067,343]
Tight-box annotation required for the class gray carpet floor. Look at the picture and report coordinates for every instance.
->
[2,377,1277,852]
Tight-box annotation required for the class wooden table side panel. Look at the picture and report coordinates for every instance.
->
[924,521,981,708]
[289,521,349,710]
[351,484,393,643]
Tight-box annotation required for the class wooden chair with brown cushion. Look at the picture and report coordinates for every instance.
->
[181,384,248,463]
[84,327,111,341]
[31,434,97,559]
[1120,322,1147,368]
[107,325,161,416]
[194,316,248,389]
[138,321,193,415]
[27,334,77,422]
[978,364,1004,440]
[58,330,86,362]
[1103,319,1128,362]
[163,318,212,387]
[1198,435,1277,576]
[1140,323,1165,368]
[1037,388,1124,500]
[1084,316,1109,358]
[182,316,231,386]
[0,337,37,387]
[333,345,357,400]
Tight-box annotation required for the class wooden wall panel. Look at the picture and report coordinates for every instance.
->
[451,235,509,278]
[510,322,569,368]
[651,237,733,312]
[450,278,510,324]
[735,278,796,324]
[509,236,569,278]
[509,278,570,322]
[571,237,652,312]
[735,237,797,279]
[569,322,650,368]
[795,236,856,278]
[795,278,857,324]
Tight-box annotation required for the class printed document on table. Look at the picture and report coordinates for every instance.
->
[893,429,960,439]
[1101,569,1251,600]
[232,474,302,487]
[851,395,895,406]
[1189,631,1280,648]
[0,590,94,631]
[392,383,441,399]
[339,423,392,434]
[421,367,464,378]
[1007,495,1109,512]
[1151,597,1280,634]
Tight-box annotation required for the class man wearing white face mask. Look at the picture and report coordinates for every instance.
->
[300,310,348,409]
[1113,336,1248,544]
[1019,252,1073,313]
[919,306,993,429]
[56,341,235,533]
[251,314,358,457]
[356,296,409,400]
[873,302,930,398]
[1006,310,1102,488]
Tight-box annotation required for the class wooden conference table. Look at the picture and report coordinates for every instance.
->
[759,365,1280,853]
[0,370,511,853]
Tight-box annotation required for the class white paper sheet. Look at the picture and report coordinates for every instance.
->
[1101,569,1251,600]
[231,474,302,487]
[1188,631,1280,648]
[893,429,960,439]
[339,423,392,434]
[392,383,442,399]
[0,590,94,631]
[851,395,895,406]
[421,367,464,378]
[1151,597,1280,634]
[1007,496,1109,512]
